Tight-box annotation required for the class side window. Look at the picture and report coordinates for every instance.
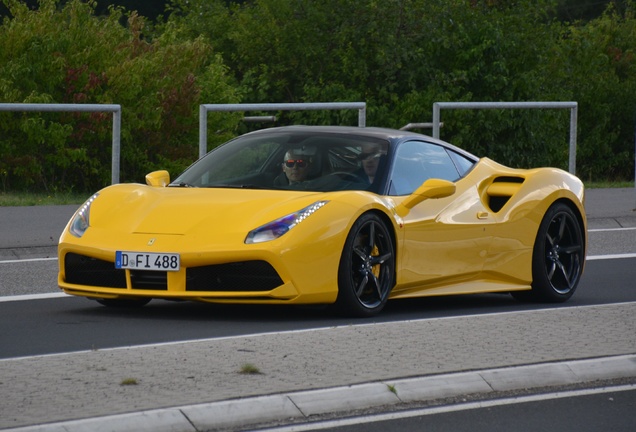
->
[388,141,459,196]
[448,150,476,177]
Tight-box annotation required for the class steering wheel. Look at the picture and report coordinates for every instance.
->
[327,171,363,182]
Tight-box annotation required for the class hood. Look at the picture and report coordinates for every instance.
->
[89,184,325,237]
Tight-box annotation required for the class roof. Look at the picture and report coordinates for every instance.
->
[246,125,431,142]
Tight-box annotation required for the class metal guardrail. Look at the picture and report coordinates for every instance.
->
[432,101,578,174]
[0,103,122,184]
[400,122,443,131]
[198,102,367,158]
[2,101,587,185]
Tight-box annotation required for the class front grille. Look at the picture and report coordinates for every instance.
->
[64,253,126,288]
[186,261,283,292]
[65,254,283,293]
[130,270,168,290]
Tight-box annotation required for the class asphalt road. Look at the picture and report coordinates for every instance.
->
[307,387,636,432]
[2,187,636,359]
[0,188,635,431]
[0,257,635,359]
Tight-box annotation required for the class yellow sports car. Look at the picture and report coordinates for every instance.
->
[58,126,586,317]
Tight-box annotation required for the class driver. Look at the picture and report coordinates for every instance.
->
[281,149,312,185]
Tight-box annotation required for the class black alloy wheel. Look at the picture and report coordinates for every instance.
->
[515,202,585,302]
[335,212,395,317]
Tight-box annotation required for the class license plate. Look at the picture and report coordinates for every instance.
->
[115,251,180,272]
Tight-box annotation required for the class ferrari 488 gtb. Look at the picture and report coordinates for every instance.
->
[58,126,586,317]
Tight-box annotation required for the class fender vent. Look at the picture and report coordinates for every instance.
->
[486,177,524,212]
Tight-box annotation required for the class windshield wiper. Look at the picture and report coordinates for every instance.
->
[168,182,195,188]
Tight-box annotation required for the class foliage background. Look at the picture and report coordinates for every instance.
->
[0,0,634,193]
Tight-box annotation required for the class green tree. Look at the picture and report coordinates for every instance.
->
[0,0,240,192]
[2,0,635,192]
[186,0,574,169]
[545,3,636,181]
[198,0,634,177]
[557,0,630,22]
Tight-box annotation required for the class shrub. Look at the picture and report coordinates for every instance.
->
[0,0,240,192]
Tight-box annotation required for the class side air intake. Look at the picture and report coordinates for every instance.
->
[485,177,525,212]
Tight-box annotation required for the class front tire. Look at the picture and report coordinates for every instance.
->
[334,213,395,317]
[515,202,584,302]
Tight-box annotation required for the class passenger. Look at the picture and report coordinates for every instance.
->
[357,143,384,184]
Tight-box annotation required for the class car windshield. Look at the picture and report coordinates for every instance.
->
[171,130,389,192]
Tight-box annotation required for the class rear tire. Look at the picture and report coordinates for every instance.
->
[334,213,395,317]
[513,202,584,302]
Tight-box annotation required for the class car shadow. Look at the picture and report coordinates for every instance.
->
[65,292,530,326]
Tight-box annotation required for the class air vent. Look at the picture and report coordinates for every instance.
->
[486,177,524,212]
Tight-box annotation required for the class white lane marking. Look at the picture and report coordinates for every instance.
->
[587,253,636,261]
[259,384,636,432]
[3,301,635,363]
[0,292,67,302]
[589,227,636,233]
[2,253,635,267]
[0,227,630,263]
[0,253,635,303]
[0,225,632,264]
[0,257,57,264]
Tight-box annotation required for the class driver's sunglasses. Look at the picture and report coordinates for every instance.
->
[285,159,308,168]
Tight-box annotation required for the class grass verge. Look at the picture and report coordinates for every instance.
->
[0,192,88,206]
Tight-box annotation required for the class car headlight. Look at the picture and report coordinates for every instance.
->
[245,201,328,244]
[69,193,99,238]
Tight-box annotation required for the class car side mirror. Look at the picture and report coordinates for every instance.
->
[396,178,456,217]
[145,170,170,187]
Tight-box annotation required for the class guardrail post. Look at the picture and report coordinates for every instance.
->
[199,105,208,159]
[0,103,122,184]
[432,101,578,174]
[432,103,441,139]
[569,104,578,176]
[111,108,121,184]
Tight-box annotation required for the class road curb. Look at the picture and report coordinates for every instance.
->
[7,354,636,432]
